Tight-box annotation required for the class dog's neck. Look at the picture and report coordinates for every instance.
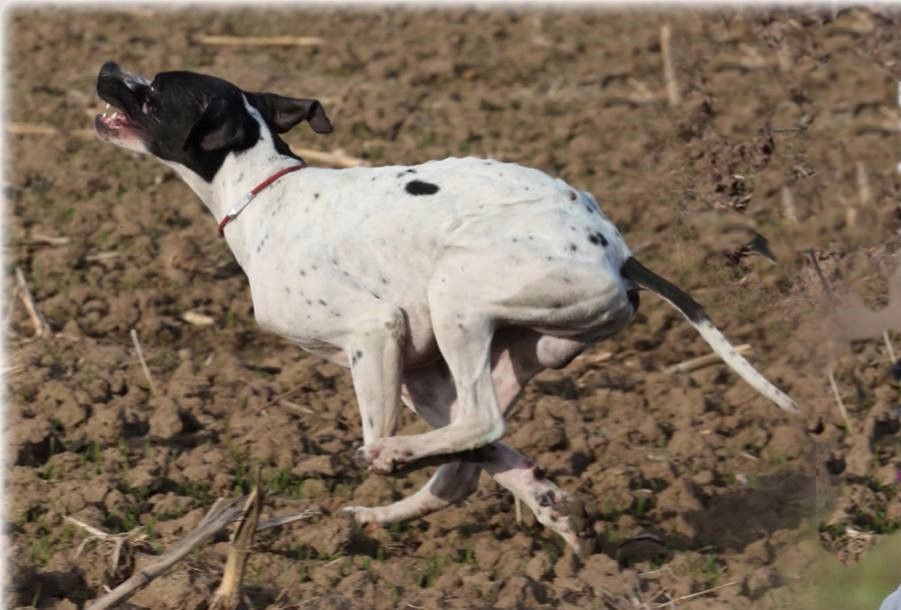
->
[165,137,301,266]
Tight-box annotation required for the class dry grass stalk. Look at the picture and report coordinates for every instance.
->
[855,161,872,206]
[659,24,680,107]
[15,266,50,337]
[291,147,369,168]
[652,580,740,607]
[65,517,152,583]
[182,310,216,326]
[21,234,70,246]
[195,34,325,47]
[7,122,58,136]
[846,161,871,229]
[781,186,799,225]
[130,328,159,396]
[714,44,767,73]
[2,364,25,377]
[211,467,265,610]
[85,251,122,263]
[664,344,751,374]
[581,350,613,365]
[828,371,853,430]
[256,508,321,531]
[883,330,896,364]
[86,498,247,610]
[603,78,656,108]
[257,382,314,413]
[283,400,316,416]
[514,497,523,524]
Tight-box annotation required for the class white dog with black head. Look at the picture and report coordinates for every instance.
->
[94,61,798,554]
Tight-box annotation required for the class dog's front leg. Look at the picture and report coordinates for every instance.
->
[344,308,406,446]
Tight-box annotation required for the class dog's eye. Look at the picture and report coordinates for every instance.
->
[142,99,160,115]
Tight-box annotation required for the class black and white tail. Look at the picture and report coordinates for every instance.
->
[620,256,799,414]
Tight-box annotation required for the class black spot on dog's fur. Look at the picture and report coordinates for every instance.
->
[405,180,439,195]
[396,168,417,178]
[569,190,577,201]
[568,243,578,253]
[588,231,608,247]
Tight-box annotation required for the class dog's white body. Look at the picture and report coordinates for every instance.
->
[225,156,631,363]
[97,65,797,554]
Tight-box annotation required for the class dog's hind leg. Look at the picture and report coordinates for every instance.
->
[344,329,543,523]
[346,331,596,555]
[481,444,595,556]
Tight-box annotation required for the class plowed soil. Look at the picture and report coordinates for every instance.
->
[5,6,900,610]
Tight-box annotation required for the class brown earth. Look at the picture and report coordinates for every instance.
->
[5,6,900,610]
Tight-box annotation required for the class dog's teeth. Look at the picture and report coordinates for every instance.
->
[105,103,110,111]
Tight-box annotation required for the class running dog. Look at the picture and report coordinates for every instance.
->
[94,61,798,554]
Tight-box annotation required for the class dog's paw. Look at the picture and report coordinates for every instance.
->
[340,505,379,524]
[536,492,596,557]
[356,439,410,475]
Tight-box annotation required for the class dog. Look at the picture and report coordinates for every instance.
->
[94,61,799,554]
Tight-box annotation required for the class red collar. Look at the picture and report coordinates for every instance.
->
[217,162,307,237]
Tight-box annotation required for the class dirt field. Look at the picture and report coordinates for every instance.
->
[5,6,900,610]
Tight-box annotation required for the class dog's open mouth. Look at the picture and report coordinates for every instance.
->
[95,103,137,132]
[94,102,144,145]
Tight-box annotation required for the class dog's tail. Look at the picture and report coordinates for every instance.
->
[620,256,799,414]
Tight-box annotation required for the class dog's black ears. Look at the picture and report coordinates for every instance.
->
[183,97,253,152]
[248,92,333,134]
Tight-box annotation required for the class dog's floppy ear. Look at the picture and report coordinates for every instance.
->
[249,92,333,134]
[183,97,250,151]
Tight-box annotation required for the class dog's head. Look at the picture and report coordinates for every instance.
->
[94,61,332,182]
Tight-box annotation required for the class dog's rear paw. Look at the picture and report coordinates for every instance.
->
[340,505,380,525]
[538,493,597,557]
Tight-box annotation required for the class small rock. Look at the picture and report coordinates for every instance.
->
[763,426,808,462]
[292,454,338,478]
[656,478,703,514]
[11,416,53,466]
[691,470,715,486]
[495,575,546,608]
[294,517,351,558]
[83,406,123,444]
[525,553,553,581]
[743,566,780,599]
[148,396,183,439]
[844,434,873,477]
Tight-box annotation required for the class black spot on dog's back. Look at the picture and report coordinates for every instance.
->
[406,180,439,196]
[588,231,608,247]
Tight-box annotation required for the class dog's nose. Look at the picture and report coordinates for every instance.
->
[98,61,122,80]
